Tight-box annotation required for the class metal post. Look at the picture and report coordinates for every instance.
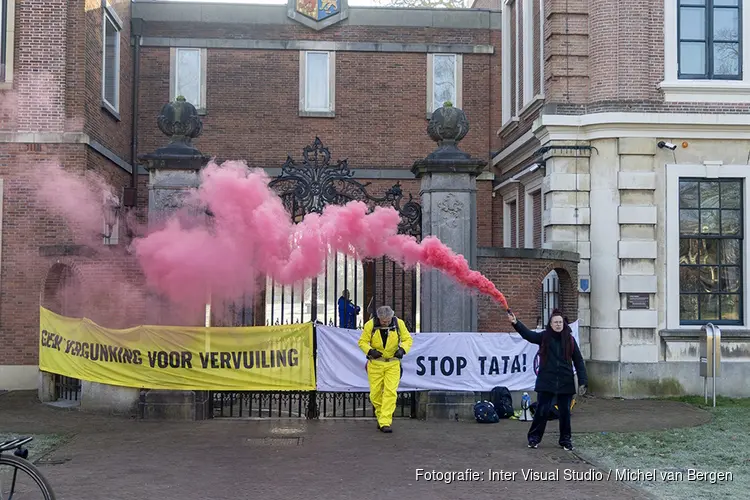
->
[704,376,707,405]
[712,324,716,408]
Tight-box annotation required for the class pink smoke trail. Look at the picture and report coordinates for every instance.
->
[132,160,509,310]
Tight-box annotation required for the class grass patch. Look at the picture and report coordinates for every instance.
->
[0,433,72,462]
[575,397,749,500]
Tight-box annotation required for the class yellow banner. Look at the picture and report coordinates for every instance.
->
[39,307,315,391]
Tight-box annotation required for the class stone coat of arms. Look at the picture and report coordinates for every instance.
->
[288,0,349,30]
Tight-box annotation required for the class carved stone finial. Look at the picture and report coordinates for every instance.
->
[138,97,209,171]
[411,103,486,178]
[427,102,470,147]
[156,96,204,153]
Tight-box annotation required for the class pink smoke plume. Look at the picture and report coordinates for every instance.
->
[132,160,509,310]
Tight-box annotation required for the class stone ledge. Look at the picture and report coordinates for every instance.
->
[477,246,580,263]
[660,329,750,342]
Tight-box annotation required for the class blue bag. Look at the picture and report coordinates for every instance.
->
[473,400,500,423]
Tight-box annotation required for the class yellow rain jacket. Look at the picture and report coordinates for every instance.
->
[358,317,413,360]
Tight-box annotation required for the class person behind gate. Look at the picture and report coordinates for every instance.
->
[506,308,588,451]
[358,305,413,433]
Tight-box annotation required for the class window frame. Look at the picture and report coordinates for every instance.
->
[426,53,462,118]
[666,163,750,330]
[0,0,16,86]
[662,0,750,102]
[299,50,335,118]
[501,0,513,125]
[677,0,743,81]
[677,177,744,325]
[101,1,123,118]
[170,47,207,114]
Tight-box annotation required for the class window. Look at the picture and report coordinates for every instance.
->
[103,193,120,246]
[678,178,743,324]
[170,48,207,112]
[523,172,544,248]
[0,0,16,84]
[678,0,741,80]
[101,2,122,115]
[532,191,542,247]
[504,199,519,248]
[522,0,534,105]
[662,1,750,101]
[501,1,513,124]
[299,51,335,117]
[427,54,462,116]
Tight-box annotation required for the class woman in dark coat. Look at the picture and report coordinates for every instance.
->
[507,308,588,451]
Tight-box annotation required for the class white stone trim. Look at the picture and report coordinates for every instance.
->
[535,112,750,142]
[492,130,534,166]
[299,50,336,117]
[665,163,750,330]
[501,0,513,125]
[620,310,659,329]
[662,0,750,103]
[618,172,657,191]
[426,53,463,118]
[170,48,208,113]
[619,275,658,294]
[522,0,534,106]
[0,0,16,87]
[619,240,657,259]
[618,206,657,225]
[523,172,543,248]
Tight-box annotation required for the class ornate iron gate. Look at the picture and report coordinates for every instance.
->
[210,138,422,418]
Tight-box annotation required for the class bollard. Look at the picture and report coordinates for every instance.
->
[699,323,721,407]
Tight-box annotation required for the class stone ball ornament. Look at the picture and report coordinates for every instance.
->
[427,101,470,146]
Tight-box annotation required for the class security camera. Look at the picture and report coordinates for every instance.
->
[658,141,677,150]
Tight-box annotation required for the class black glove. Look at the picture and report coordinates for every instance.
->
[367,349,382,359]
[393,347,406,359]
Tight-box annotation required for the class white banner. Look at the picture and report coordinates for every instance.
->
[315,322,579,392]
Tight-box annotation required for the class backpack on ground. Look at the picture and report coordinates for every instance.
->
[490,386,515,419]
[473,400,500,423]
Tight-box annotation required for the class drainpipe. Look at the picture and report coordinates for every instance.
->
[127,18,144,229]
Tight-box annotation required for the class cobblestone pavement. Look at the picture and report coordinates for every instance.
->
[0,392,711,500]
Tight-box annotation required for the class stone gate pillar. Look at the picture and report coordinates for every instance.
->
[137,96,211,420]
[411,103,487,333]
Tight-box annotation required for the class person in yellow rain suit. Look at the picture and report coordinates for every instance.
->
[358,305,413,433]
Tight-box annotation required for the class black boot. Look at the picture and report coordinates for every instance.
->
[380,426,392,433]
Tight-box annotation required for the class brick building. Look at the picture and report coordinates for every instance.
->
[1,0,579,399]
[491,0,750,397]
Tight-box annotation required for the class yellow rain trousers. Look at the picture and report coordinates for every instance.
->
[358,317,413,428]
[366,359,402,427]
